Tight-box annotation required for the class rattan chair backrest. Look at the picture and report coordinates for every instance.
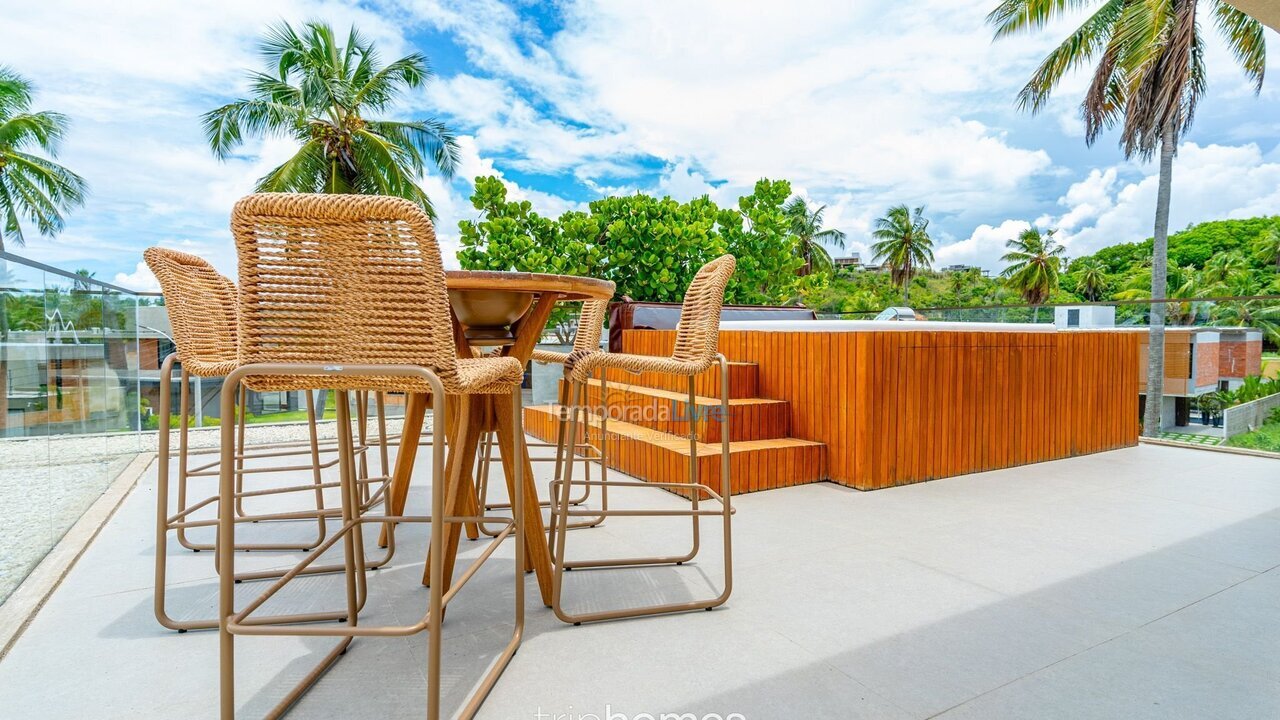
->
[574,299,609,353]
[671,254,736,366]
[142,247,238,375]
[230,193,460,388]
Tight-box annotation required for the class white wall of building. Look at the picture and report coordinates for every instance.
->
[1054,305,1115,329]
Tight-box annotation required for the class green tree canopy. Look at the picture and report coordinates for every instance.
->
[457,176,804,305]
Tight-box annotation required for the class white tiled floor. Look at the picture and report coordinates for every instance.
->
[1,442,1278,719]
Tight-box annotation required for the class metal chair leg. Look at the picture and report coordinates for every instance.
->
[218,365,523,720]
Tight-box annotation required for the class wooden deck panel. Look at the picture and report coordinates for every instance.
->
[620,328,1139,490]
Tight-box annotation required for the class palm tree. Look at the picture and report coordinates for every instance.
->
[203,21,459,218]
[1251,224,1280,272]
[870,204,934,305]
[783,197,847,276]
[990,0,1267,437]
[1075,257,1109,300]
[0,68,88,253]
[1200,250,1249,287]
[1001,227,1065,320]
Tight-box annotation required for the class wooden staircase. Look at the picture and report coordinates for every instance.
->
[523,360,826,495]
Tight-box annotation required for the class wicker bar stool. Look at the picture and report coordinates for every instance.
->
[549,255,736,624]
[145,248,390,633]
[475,298,610,535]
[219,193,525,720]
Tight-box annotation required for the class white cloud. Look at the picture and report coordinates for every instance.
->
[1052,142,1280,259]
[4,0,1278,287]
[1056,168,1120,231]
[113,262,161,293]
[0,0,414,277]
[549,1,1057,205]
[936,219,1031,271]
[948,141,1280,272]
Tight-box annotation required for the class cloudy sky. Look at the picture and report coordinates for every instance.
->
[2,0,1278,292]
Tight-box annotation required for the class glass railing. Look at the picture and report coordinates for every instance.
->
[1,251,144,602]
[0,251,422,604]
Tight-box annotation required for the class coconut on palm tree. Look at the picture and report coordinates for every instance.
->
[783,197,847,276]
[990,0,1267,437]
[0,68,88,253]
[1001,227,1065,320]
[203,21,459,218]
[870,204,934,305]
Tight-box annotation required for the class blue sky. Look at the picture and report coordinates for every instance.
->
[2,0,1279,291]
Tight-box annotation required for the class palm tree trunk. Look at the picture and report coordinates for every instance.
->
[902,265,911,306]
[1141,124,1175,438]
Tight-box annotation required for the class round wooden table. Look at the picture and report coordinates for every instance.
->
[382,271,614,607]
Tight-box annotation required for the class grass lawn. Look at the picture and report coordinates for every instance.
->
[1226,421,1280,453]
[143,391,341,429]
[244,407,338,424]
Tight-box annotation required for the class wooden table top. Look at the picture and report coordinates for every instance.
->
[445,270,614,301]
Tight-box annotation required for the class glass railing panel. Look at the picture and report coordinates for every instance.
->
[0,253,145,603]
[0,256,54,602]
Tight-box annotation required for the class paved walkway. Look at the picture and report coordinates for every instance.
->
[1159,431,1225,446]
[1,443,1278,718]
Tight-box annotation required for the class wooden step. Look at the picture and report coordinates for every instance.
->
[601,360,758,399]
[524,404,825,496]
[573,378,790,442]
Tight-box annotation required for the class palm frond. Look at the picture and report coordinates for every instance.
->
[988,0,1100,38]
[814,227,847,248]
[1213,1,1266,93]
[0,179,27,247]
[3,163,67,235]
[0,111,70,153]
[1016,0,1125,114]
[367,118,459,178]
[201,99,302,159]
[254,139,327,193]
[1115,0,1202,158]
[259,21,307,79]
[4,151,88,205]
[353,54,430,110]
[0,66,34,120]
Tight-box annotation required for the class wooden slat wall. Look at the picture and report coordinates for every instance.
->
[622,329,1139,490]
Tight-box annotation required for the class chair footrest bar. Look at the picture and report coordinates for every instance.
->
[230,519,515,638]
